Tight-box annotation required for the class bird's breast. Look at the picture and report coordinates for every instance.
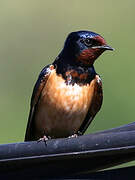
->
[34,69,97,138]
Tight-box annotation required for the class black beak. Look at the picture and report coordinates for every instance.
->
[92,45,114,51]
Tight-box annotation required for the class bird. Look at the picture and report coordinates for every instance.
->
[25,30,114,141]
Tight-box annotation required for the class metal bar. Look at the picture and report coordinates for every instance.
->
[0,123,135,178]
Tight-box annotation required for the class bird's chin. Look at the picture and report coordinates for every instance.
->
[76,48,105,66]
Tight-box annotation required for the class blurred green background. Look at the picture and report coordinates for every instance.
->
[0,0,135,153]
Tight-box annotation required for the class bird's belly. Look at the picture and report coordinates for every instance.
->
[34,71,93,138]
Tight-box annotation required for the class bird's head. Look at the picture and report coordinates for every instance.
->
[60,30,114,67]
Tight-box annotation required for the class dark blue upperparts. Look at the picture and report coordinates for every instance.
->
[30,64,51,106]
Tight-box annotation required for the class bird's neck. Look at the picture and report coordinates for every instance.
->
[53,57,96,85]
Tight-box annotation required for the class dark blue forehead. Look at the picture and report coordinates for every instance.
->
[76,30,100,38]
[67,30,100,41]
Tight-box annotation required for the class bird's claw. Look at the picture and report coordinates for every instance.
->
[68,134,78,138]
[37,135,51,145]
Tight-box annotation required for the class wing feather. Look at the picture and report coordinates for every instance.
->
[78,75,103,135]
[24,65,52,141]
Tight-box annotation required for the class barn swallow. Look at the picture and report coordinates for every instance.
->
[25,30,114,141]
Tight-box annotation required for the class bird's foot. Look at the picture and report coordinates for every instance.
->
[68,131,82,138]
[68,134,78,138]
[37,135,51,145]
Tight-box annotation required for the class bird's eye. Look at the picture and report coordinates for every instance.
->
[84,38,93,47]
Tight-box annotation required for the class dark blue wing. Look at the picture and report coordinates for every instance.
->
[78,75,103,135]
[25,64,51,141]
